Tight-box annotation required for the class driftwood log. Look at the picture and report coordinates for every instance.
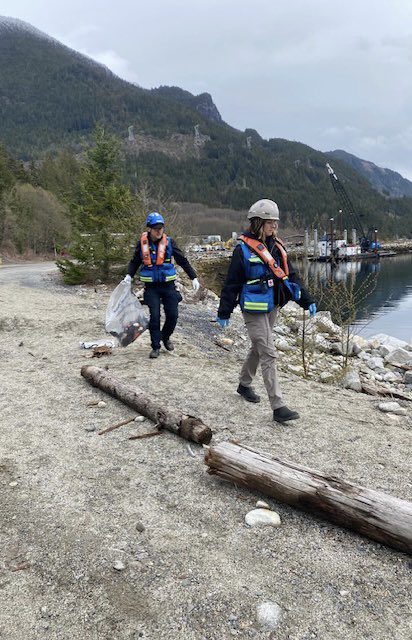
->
[205,441,412,555]
[361,383,412,402]
[81,365,212,444]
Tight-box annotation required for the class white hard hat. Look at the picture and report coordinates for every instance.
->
[247,199,279,220]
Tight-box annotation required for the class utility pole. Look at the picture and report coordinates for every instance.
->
[329,218,334,261]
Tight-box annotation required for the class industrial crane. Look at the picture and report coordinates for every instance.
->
[326,163,379,252]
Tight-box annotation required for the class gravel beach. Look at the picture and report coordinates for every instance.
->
[0,265,411,640]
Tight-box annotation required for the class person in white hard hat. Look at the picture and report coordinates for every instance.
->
[217,199,316,423]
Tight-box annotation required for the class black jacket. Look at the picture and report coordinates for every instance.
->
[218,232,315,319]
[128,236,197,283]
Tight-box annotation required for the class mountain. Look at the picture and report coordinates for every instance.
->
[1,16,412,238]
[0,16,227,159]
[327,149,412,198]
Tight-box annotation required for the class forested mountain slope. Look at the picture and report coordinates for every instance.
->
[1,16,412,236]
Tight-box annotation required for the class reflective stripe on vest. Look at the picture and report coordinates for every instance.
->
[243,301,270,311]
[140,232,168,266]
[238,235,289,280]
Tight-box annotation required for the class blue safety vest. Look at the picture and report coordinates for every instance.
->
[139,236,177,284]
[239,242,275,313]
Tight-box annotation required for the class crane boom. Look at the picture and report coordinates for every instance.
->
[326,163,367,239]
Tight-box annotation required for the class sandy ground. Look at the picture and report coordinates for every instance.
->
[0,266,411,640]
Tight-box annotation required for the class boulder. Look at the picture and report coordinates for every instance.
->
[369,333,408,352]
[404,371,412,385]
[378,402,407,416]
[316,315,341,336]
[342,369,362,392]
[385,348,412,366]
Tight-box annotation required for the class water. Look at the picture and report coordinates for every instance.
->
[199,251,412,343]
[297,253,412,342]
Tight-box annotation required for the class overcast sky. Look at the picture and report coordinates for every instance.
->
[2,0,412,178]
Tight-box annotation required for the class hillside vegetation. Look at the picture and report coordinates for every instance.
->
[1,17,412,240]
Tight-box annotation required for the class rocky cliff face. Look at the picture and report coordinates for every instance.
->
[150,86,222,123]
[327,149,412,198]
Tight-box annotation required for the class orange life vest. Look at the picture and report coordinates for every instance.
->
[239,235,289,280]
[140,232,168,266]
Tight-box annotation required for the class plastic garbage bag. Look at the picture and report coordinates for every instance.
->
[105,281,149,347]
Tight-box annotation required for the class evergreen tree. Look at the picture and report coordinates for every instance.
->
[57,125,138,283]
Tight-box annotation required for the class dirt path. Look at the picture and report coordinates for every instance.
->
[0,275,411,640]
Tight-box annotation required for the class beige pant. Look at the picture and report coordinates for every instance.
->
[239,309,284,410]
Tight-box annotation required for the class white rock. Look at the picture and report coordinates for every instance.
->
[351,342,362,355]
[316,316,341,336]
[275,338,292,352]
[134,415,145,422]
[351,335,369,350]
[256,601,282,631]
[314,335,330,352]
[366,356,385,370]
[378,402,407,416]
[9,481,18,487]
[403,371,412,385]
[385,348,412,366]
[113,560,125,571]
[287,364,304,374]
[383,371,401,383]
[320,371,334,383]
[256,500,270,509]
[97,401,106,408]
[369,333,408,352]
[245,509,281,527]
[342,370,362,392]
[273,325,287,336]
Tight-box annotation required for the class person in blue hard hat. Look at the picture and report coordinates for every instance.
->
[217,199,316,423]
[124,212,200,358]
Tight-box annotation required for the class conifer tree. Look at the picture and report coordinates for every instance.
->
[57,126,138,283]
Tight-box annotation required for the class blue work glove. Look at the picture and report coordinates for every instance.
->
[309,303,317,317]
[216,317,229,328]
[283,279,301,302]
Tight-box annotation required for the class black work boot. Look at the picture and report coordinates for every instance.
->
[237,384,261,403]
[162,338,174,351]
[273,406,300,423]
[149,349,160,359]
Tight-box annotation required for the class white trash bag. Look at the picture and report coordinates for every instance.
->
[105,281,149,347]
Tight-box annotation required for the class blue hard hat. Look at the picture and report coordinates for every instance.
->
[146,212,165,227]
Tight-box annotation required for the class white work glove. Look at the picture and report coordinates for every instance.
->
[192,278,200,291]
[123,274,132,284]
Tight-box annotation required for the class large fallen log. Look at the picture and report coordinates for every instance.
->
[205,441,412,555]
[81,365,212,444]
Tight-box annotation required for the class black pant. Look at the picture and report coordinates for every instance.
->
[143,285,182,350]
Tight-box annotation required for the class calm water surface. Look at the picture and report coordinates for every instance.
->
[297,253,412,342]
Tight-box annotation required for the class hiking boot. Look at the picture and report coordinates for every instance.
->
[163,338,174,351]
[273,406,300,423]
[237,384,261,403]
[149,349,160,359]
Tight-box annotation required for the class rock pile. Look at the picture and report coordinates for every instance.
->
[186,287,412,405]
